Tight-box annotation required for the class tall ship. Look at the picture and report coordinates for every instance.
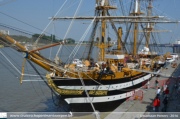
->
[0,0,179,112]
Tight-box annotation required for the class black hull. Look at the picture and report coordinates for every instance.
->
[69,98,126,112]
[55,66,163,112]
[62,79,151,112]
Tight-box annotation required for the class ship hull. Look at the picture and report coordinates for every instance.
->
[52,72,156,112]
[63,80,148,112]
[47,62,165,112]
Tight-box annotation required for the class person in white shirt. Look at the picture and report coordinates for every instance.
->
[147,80,150,89]
[156,87,161,99]
[163,85,167,91]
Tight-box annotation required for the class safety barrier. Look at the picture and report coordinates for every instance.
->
[126,90,143,102]
[142,81,148,89]
[158,80,164,87]
[142,80,156,89]
[142,79,171,89]
[126,91,134,101]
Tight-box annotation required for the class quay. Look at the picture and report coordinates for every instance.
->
[104,59,180,119]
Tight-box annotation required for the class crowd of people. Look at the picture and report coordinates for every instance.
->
[88,61,124,72]
[153,85,169,112]
[153,77,170,112]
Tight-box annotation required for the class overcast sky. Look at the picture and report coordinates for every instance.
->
[0,0,180,44]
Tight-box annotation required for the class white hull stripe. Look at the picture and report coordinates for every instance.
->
[65,93,127,104]
[64,74,151,104]
[58,74,151,91]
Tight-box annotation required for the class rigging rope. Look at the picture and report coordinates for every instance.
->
[81,9,100,60]
[0,0,17,6]
[0,48,22,70]
[0,1,84,60]
[27,60,59,97]
[168,24,178,44]
[0,51,21,74]
[0,55,20,80]
[10,48,47,75]
[26,59,70,111]
[139,23,153,53]
[151,32,160,53]
[78,71,100,119]
[0,51,48,77]
[0,22,82,65]
[49,22,55,60]
[25,60,46,100]
[34,0,69,45]
[56,0,84,56]
[165,23,178,53]
[26,61,48,100]
[66,16,96,64]
[107,11,128,53]
[0,11,45,33]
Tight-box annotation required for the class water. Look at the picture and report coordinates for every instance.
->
[0,47,68,112]
[0,46,173,112]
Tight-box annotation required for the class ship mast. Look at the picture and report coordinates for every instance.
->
[101,0,107,61]
[117,27,122,50]
[144,0,170,50]
[145,0,153,48]
[130,0,145,55]
[95,0,116,61]
[50,0,172,60]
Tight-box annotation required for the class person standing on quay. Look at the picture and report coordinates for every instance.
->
[165,87,169,98]
[155,78,159,89]
[163,84,167,97]
[162,97,168,112]
[153,96,161,112]
[156,87,161,99]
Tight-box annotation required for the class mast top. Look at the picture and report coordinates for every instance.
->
[95,0,117,10]
[130,0,145,16]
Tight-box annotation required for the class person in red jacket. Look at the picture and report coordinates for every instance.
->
[165,87,169,98]
[153,96,161,112]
